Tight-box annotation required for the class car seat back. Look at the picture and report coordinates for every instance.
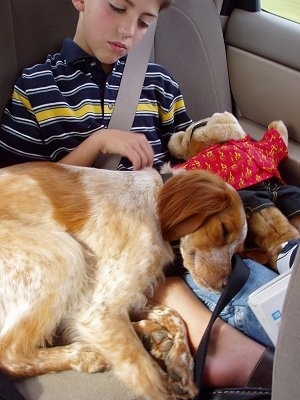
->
[0,0,232,125]
[0,0,77,124]
[154,0,232,121]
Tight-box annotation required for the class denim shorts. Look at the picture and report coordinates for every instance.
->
[238,178,300,218]
[183,258,278,348]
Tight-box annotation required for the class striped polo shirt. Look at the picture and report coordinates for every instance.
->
[0,38,192,170]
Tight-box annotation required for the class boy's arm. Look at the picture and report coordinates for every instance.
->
[0,103,153,169]
[59,128,154,170]
[0,83,154,170]
[0,87,49,167]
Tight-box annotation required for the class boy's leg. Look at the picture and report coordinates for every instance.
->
[183,259,277,347]
[151,276,271,388]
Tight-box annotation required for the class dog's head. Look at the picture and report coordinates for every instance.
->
[157,170,247,292]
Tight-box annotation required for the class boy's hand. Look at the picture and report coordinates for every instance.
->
[97,129,154,170]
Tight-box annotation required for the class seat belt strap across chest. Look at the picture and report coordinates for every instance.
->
[94,20,157,169]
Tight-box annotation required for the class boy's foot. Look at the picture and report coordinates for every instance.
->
[277,239,300,274]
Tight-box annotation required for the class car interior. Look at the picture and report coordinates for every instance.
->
[1,0,299,398]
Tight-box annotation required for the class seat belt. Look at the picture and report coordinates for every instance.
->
[94,20,157,169]
[194,254,250,396]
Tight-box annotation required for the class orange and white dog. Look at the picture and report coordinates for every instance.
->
[0,162,246,400]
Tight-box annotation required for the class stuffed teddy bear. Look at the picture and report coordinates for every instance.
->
[168,111,300,273]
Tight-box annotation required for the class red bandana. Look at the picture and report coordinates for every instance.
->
[174,128,288,190]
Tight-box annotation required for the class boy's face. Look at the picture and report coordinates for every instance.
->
[72,0,160,71]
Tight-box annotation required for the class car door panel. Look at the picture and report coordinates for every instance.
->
[225,8,300,184]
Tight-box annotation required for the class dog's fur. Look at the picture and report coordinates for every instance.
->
[0,162,246,399]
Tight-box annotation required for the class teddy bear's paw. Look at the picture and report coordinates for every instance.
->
[268,120,288,145]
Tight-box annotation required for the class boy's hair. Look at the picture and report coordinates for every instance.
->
[159,0,173,11]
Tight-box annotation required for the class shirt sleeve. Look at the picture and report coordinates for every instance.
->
[0,78,49,167]
[154,65,192,146]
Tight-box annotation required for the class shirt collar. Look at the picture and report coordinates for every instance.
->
[60,37,127,68]
[61,38,94,65]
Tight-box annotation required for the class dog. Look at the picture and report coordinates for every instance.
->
[0,161,246,400]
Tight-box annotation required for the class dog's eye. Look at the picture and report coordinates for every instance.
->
[221,223,229,241]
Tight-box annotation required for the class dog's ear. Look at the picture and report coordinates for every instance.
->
[157,171,231,241]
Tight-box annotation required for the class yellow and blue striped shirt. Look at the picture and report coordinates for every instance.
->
[0,38,192,170]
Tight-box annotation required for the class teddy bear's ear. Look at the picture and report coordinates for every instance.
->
[268,120,288,147]
[168,131,189,160]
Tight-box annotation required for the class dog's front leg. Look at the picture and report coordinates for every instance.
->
[133,303,198,400]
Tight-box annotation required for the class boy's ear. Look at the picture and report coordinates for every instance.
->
[72,0,85,12]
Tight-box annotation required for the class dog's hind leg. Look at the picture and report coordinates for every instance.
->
[0,226,107,377]
[0,328,109,378]
[70,309,171,400]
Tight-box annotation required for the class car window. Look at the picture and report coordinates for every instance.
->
[261,0,300,24]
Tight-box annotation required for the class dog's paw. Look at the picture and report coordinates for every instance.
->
[70,343,111,373]
[133,319,198,399]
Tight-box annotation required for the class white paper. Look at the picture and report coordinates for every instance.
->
[248,269,291,345]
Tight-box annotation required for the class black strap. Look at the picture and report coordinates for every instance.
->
[0,371,25,400]
[160,172,173,183]
[194,254,250,393]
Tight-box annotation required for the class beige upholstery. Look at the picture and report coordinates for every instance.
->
[16,370,136,400]
[225,9,300,185]
[0,0,77,124]
[153,0,232,121]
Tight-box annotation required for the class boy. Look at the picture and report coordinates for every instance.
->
[0,0,191,170]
